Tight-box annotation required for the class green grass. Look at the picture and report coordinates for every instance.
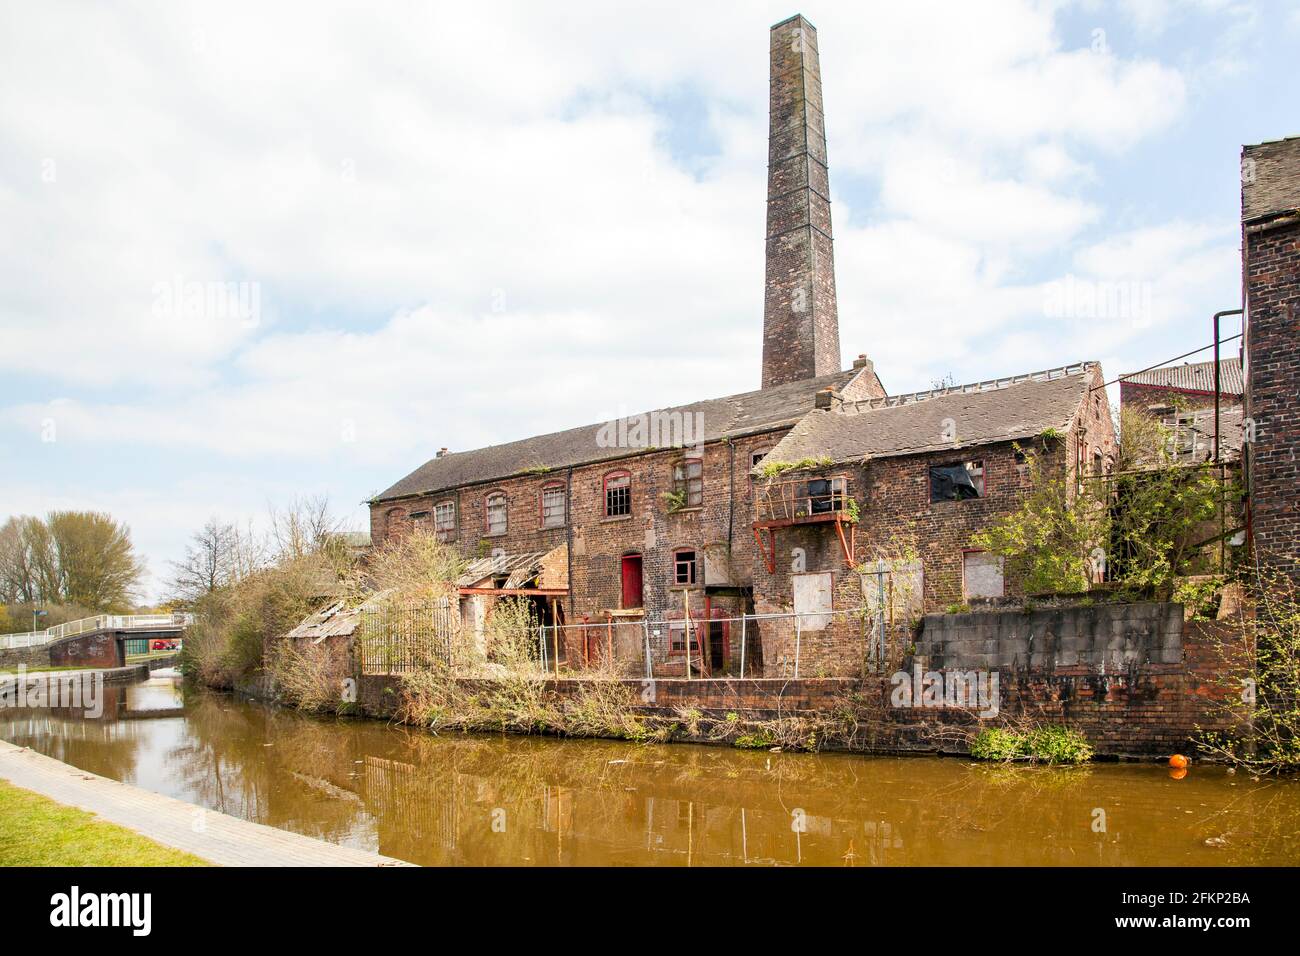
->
[0,780,210,866]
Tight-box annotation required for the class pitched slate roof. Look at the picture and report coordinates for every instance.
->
[1120,357,1243,396]
[376,367,865,502]
[1243,135,1300,222]
[756,364,1095,468]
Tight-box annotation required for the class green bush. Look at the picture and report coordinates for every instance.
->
[970,725,1093,764]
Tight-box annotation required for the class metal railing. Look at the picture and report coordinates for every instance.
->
[0,613,193,651]
[754,474,854,524]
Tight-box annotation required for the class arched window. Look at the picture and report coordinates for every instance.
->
[603,470,631,518]
[485,491,507,535]
[540,482,567,528]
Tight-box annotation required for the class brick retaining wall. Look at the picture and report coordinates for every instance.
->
[355,618,1237,759]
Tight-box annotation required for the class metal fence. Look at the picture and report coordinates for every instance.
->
[357,600,457,674]
[536,605,906,681]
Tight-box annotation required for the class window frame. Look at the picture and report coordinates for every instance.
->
[433,500,457,540]
[603,470,632,518]
[484,490,508,536]
[540,482,567,529]
[672,547,698,587]
[672,457,704,509]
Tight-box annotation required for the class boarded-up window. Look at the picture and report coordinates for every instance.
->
[963,551,1004,599]
[485,493,507,535]
[793,572,833,631]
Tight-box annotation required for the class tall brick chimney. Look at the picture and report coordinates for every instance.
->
[761,14,841,390]
[1241,136,1300,572]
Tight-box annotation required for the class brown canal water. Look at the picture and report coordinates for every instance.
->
[3,671,1299,866]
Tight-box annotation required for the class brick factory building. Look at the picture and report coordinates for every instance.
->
[368,16,1297,675]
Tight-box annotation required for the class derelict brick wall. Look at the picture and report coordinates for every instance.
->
[1243,218,1300,570]
[762,15,840,389]
[749,439,1071,677]
[370,430,789,627]
[357,617,1239,757]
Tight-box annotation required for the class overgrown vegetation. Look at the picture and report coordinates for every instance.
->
[755,456,833,480]
[970,726,1094,764]
[178,496,355,688]
[970,409,1239,597]
[1199,563,1300,774]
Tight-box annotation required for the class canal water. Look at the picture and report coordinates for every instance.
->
[3,672,1298,866]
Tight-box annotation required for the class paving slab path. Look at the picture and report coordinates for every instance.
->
[0,740,414,866]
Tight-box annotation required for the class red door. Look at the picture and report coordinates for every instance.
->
[621,554,643,608]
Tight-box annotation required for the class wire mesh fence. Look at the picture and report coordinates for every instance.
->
[535,605,908,680]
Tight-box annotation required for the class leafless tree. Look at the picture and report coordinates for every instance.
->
[267,494,346,562]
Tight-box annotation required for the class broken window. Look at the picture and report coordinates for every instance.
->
[673,458,703,508]
[669,622,689,653]
[541,483,566,528]
[673,548,697,586]
[485,492,507,535]
[434,501,456,540]
[604,471,631,517]
[930,461,984,501]
[409,510,430,521]
[808,476,847,514]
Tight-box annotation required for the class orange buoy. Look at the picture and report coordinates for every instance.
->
[1169,754,1189,769]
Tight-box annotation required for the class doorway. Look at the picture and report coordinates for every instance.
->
[621,554,643,609]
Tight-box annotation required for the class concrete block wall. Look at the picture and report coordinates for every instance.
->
[916,602,1185,670]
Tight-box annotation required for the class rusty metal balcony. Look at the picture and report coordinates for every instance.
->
[752,473,857,571]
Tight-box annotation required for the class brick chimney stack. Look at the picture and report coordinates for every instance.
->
[761,14,842,390]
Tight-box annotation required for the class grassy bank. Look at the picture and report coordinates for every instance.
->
[0,780,209,866]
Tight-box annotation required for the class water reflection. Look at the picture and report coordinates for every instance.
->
[2,674,1298,866]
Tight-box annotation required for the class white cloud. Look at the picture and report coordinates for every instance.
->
[0,0,1253,599]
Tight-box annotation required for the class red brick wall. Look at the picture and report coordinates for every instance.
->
[1243,216,1300,569]
[371,431,787,627]
[1120,381,1224,414]
[357,618,1238,758]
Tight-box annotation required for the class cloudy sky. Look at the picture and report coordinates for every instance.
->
[1,0,1296,601]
